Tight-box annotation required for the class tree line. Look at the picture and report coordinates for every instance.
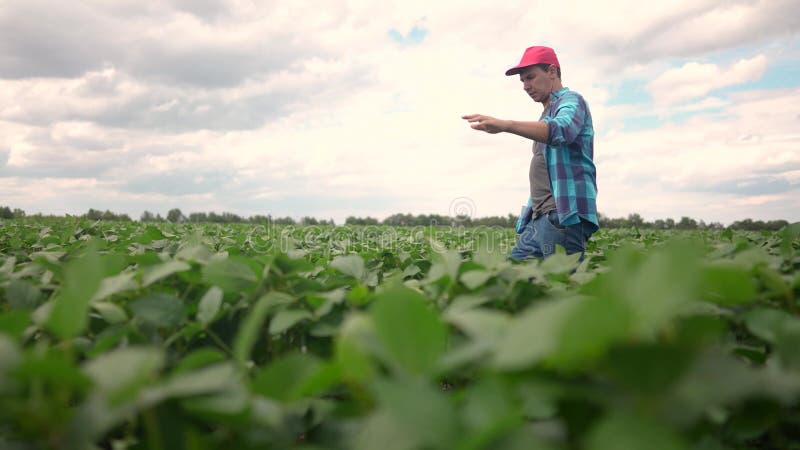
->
[597,213,791,232]
[0,206,792,231]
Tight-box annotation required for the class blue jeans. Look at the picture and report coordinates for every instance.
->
[510,210,595,261]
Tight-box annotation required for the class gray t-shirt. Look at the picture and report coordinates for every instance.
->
[529,108,556,217]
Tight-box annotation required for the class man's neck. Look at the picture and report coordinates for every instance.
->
[541,83,564,110]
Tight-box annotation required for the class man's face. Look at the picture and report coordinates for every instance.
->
[519,65,555,103]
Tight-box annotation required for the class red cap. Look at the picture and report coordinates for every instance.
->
[505,46,560,76]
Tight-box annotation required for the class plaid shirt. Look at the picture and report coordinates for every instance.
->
[541,87,599,229]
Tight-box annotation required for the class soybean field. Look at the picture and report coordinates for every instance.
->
[1,218,799,450]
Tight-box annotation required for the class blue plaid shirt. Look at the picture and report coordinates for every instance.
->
[540,87,599,229]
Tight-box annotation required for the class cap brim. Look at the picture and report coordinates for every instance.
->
[505,65,531,76]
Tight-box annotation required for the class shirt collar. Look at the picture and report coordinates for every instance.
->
[550,87,569,101]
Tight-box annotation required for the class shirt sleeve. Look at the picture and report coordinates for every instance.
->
[542,93,585,146]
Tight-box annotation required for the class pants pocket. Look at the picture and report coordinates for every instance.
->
[546,211,566,231]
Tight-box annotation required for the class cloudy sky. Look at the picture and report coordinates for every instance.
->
[1,0,799,225]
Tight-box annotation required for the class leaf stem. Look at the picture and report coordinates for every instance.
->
[143,408,164,450]
[206,328,233,356]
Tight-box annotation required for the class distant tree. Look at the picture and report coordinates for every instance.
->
[676,216,698,230]
[473,215,515,227]
[345,216,380,225]
[141,211,155,222]
[769,220,790,230]
[188,212,207,223]
[273,216,296,225]
[12,208,25,218]
[627,213,645,228]
[167,208,185,223]
[0,206,13,219]
[220,212,243,223]
[85,208,103,220]
[730,218,789,231]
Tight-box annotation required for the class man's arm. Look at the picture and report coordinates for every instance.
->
[461,114,549,143]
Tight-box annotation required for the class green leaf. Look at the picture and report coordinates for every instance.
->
[401,264,421,278]
[0,311,31,339]
[92,302,129,324]
[0,256,16,276]
[175,245,213,264]
[459,270,492,290]
[141,260,191,287]
[173,348,227,375]
[492,298,577,370]
[335,314,376,383]
[347,284,370,305]
[130,294,186,328]
[352,410,418,450]
[233,293,273,366]
[776,320,800,370]
[599,242,702,339]
[6,280,43,310]
[426,249,461,283]
[551,295,633,368]
[331,254,365,280]
[602,344,695,394]
[16,348,91,392]
[196,286,223,326]
[47,242,123,339]
[269,309,313,335]
[374,378,459,449]
[540,246,581,275]
[461,376,519,433]
[180,382,249,419]
[82,347,164,405]
[473,234,508,270]
[252,353,322,401]
[370,287,447,376]
[151,362,239,400]
[586,413,687,450]
[92,272,138,302]
[445,308,510,346]
[0,334,21,388]
[445,294,493,315]
[744,308,790,344]
[671,352,800,420]
[309,288,346,319]
[202,258,258,293]
[700,261,756,305]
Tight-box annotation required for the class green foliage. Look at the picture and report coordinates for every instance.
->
[0,219,799,449]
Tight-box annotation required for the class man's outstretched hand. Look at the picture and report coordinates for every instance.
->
[462,114,510,134]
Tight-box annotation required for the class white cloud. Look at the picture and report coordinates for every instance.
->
[595,87,800,222]
[647,55,768,105]
[0,0,798,225]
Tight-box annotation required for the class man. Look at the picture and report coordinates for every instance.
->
[462,45,598,261]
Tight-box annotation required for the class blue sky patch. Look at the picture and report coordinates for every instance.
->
[388,25,428,46]
[713,58,800,95]
[606,79,652,106]
[622,114,661,131]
